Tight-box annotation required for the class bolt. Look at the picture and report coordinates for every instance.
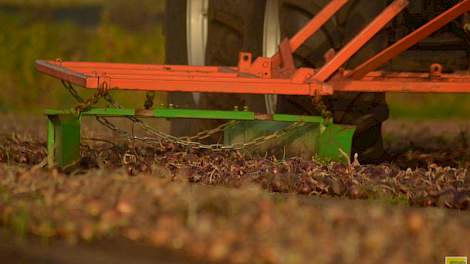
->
[243,106,249,112]
[465,23,470,33]
[234,106,239,111]
[169,104,174,109]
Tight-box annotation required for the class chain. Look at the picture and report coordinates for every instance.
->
[313,95,333,121]
[62,81,306,151]
[103,93,306,150]
[75,89,108,113]
[62,80,109,113]
[179,121,238,142]
[61,80,83,103]
[131,117,305,151]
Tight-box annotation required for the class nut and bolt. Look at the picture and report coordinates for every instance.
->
[464,23,470,33]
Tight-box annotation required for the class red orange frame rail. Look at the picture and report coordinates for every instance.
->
[36,0,470,96]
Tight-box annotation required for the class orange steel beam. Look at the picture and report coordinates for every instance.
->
[36,60,328,96]
[288,0,349,52]
[313,0,408,82]
[331,71,470,93]
[349,0,470,79]
[271,0,349,68]
[36,60,470,94]
[331,80,470,93]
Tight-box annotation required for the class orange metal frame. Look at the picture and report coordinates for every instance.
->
[36,0,470,97]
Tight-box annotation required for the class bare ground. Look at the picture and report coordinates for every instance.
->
[0,116,469,263]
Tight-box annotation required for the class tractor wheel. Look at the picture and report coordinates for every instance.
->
[165,0,390,163]
[165,0,267,139]
[165,0,201,137]
[277,0,390,163]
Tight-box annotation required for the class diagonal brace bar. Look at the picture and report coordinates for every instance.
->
[271,0,349,68]
[349,0,470,79]
[288,0,349,52]
[313,0,409,82]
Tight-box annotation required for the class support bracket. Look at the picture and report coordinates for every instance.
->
[47,114,81,170]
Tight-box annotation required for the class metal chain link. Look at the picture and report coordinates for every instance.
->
[62,80,109,113]
[62,81,306,151]
[101,91,236,142]
[61,80,83,103]
[75,89,108,113]
[103,92,306,150]
[178,121,238,142]
[313,95,333,121]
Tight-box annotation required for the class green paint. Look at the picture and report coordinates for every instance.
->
[153,108,255,120]
[318,124,356,162]
[272,114,324,123]
[47,108,255,120]
[47,115,81,170]
[47,118,55,168]
[224,121,355,162]
[46,107,356,168]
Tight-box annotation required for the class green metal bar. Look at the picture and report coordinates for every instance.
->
[272,114,324,123]
[45,108,325,123]
[153,108,255,120]
[46,108,255,120]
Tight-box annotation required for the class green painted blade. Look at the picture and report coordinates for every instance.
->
[46,107,356,167]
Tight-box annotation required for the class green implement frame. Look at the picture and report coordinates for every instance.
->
[46,108,356,169]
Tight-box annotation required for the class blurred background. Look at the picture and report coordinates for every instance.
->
[0,0,166,114]
[1,0,469,119]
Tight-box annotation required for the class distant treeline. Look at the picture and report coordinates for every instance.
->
[0,0,164,29]
[0,0,166,113]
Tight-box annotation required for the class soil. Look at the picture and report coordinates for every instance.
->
[0,115,469,263]
[0,228,205,264]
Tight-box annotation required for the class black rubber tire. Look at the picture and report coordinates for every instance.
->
[165,0,201,137]
[277,0,390,163]
[201,0,267,113]
[165,0,268,139]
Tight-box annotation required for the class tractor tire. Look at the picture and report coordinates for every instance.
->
[165,0,267,140]
[165,0,200,137]
[166,0,390,163]
[276,0,390,163]
[202,0,267,112]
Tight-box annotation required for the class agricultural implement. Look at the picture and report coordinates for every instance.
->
[37,0,470,169]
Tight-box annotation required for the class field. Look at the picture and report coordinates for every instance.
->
[0,115,469,264]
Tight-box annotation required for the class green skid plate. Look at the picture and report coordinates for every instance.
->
[224,121,355,161]
[46,108,356,169]
[47,114,81,170]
